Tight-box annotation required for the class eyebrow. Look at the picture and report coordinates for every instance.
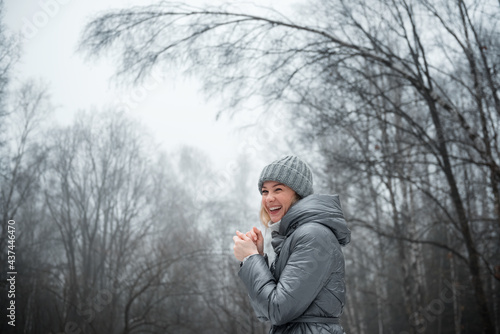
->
[262,183,285,189]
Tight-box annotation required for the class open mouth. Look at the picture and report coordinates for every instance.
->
[268,206,282,215]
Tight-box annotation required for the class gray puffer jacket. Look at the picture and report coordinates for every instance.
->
[239,194,351,334]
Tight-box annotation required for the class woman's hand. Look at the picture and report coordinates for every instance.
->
[245,227,264,256]
[233,230,259,262]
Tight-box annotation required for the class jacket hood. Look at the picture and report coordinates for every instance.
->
[279,194,351,246]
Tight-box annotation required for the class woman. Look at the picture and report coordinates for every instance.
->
[233,155,351,334]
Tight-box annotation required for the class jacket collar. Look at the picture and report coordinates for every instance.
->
[279,194,351,246]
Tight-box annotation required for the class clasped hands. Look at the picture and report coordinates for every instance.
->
[233,227,264,262]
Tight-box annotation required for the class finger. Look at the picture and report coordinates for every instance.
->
[252,227,263,241]
[232,236,240,243]
[249,230,257,241]
[253,226,263,237]
[236,230,250,240]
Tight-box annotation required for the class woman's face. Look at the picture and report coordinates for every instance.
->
[261,181,297,223]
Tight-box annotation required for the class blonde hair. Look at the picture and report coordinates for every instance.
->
[259,193,302,228]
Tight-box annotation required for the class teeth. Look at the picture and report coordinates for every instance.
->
[269,206,281,211]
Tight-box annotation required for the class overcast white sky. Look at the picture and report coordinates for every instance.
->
[3,0,299,182]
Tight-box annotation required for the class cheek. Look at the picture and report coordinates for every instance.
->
[261,197,268,211]
[283,195,295,212]
[279,201,290,214]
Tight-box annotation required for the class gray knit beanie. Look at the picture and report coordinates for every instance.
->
[258,156,314,198]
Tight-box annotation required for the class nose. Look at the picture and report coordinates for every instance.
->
[266,193,275,203]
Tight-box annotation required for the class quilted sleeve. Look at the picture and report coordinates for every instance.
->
[238,224,338,326]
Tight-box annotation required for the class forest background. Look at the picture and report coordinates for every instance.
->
[0,0,499,333]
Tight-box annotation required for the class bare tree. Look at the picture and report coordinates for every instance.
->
[0,0,18,116]
[40,111,160,332]
[0,81,50,223]
[0,80,52,334]
[80,0,499,332]
[28,115,261,333]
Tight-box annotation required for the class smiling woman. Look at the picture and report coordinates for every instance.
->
[260,181,300,224]
[258,156,312,226]
[232,155,351,334]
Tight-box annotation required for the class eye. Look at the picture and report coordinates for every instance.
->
[262,190,268,194]
[275,188,282,192]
